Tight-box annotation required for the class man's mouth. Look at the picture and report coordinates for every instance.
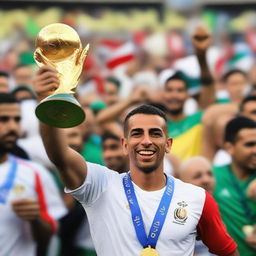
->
[137,150,155,156]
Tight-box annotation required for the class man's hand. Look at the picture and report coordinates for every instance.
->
[12,198,41,221]
[32,66,60,102]
[247,179,256,199]
[192,25,212,53]
[246,233,256,249]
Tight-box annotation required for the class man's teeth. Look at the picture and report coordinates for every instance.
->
[139,150,154,155]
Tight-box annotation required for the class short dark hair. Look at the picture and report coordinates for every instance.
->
[0,93,19,104]
[123,104,168,136]
[102,132,120,143]
[0,71,9,78]
[224,116,256,143]
[222,69,247,83]
[240,95,256,112]
[165,71,187,88]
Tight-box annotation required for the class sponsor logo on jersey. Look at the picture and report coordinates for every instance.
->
[173,201,188,224]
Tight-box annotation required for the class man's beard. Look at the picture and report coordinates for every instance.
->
[168,107,183,116]
[138,163,160,174]
[0,132,19,153]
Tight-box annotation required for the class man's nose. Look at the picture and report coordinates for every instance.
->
[141,134,152,146]
[8,119,19,130]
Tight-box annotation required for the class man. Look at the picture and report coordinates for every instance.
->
[213,116,256,256]
[163,25,215,162]
[0,93,66,256]
[12,64,34,87]
[34,65,238,256]
[180,156,215,195]
[218,69,249,104]
[102,132,129,173]
[180,156,216,256]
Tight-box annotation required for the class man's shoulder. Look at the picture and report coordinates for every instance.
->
[213,165,230,177]
[174,177,205,198]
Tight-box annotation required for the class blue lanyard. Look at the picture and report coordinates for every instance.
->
[0,155,18,204]
[123,173,175,248]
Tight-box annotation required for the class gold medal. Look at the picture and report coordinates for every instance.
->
[141,246,159,256]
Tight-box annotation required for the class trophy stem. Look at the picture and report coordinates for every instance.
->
[35,94,85,128]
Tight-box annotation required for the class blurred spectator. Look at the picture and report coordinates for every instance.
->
[102,77,121,106]
[163,25,215,162]
[0,71,10,93]
[180,156,215,194]
[12,64,34,88]
[11,85,36,101]
[0,93,66,256]
[202,94,256,165]
[79,106,104,165]
[217,69,250,104]
[102,132,129,173]
[213,116,256,255]
[179,156,216,256]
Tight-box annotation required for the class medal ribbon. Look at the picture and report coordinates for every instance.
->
[0,155,18,204]
[123,173,174,248]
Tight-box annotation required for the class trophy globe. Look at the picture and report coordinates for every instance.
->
[34,23,89,128]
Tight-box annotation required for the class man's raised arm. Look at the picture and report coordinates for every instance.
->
[33,66,87,189]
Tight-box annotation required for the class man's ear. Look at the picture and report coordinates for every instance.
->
[121,138,129,155]
[223,141,234,155]
[165,138,173,153]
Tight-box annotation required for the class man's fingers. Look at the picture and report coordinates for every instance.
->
[36,65,57,75]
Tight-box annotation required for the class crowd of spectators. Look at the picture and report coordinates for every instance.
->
[0,5,256,256]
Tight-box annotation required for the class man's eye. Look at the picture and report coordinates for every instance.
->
[152,132,162,137]
[0,117,9,122]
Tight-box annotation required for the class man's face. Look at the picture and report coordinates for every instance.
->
[13,66,33,86]
[162,79,188,115]
[241,101,256,121]
[122,114,172,174]
[225,73,248,102]
[0,77,9,93]
[103,138,127,173]
[0,103,21,152]
[181,159,215,194]
[103,81,119,106]
[226,128,256,171]
[63,127,83,153]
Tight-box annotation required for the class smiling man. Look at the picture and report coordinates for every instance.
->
[34,65,239,256]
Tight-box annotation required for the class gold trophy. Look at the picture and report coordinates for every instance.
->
[34,23,89,128]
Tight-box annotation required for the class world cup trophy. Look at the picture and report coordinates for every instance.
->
[34,23,89,128]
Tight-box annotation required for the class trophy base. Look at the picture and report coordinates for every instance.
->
[35,94,85,128]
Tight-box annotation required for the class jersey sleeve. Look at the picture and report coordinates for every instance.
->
[65,162,116,207]
[197,191,237,256]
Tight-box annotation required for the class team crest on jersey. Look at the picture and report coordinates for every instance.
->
[173,201,188,224]
[13,185,25,195]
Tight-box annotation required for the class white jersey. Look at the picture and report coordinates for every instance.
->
[66,163,236,256]
[0,155,67,256]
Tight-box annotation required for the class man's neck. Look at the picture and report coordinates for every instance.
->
[231,163,254,181]
[130,169,166,191]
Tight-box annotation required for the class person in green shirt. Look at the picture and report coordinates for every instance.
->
[163,25,215,162]
[213,116,256,256]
